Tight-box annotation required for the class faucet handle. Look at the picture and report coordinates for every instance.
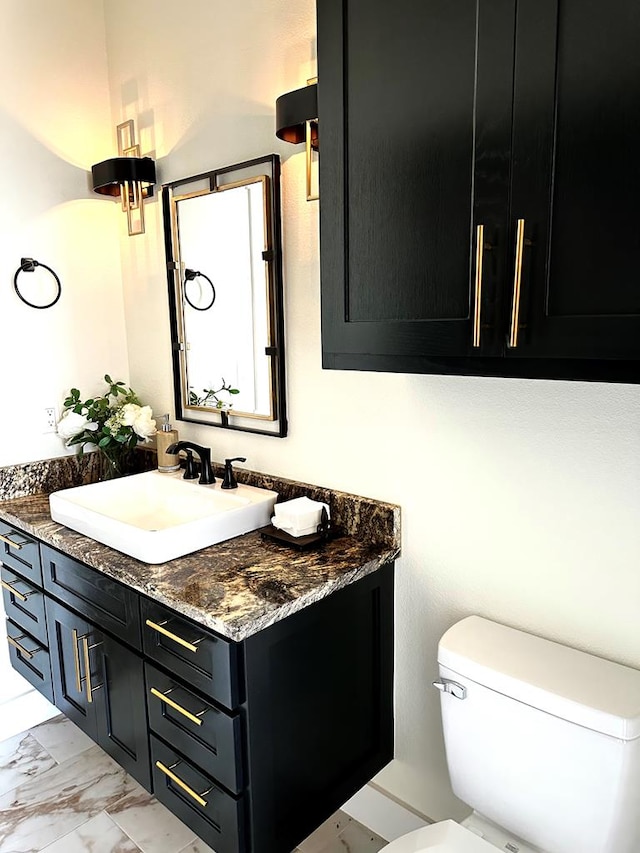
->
[183,450,198,480]
[221,457,246,490]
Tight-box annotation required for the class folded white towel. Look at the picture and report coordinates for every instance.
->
[272,496,330,537]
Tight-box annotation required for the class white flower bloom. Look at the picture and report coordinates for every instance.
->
[57,410,98,442]
[119,403,139,427]
[126,404,156,441]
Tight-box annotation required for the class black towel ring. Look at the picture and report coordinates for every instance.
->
[13,258,62,309]
[184,268,216,311]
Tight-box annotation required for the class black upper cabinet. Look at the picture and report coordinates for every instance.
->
[317,0,640,381]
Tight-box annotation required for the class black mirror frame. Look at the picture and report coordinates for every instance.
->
[162,154,287,438]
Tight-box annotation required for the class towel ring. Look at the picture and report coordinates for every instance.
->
[13,258,62,309]
[184,269,216,312]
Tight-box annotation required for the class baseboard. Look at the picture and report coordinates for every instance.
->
[341,781,431,842]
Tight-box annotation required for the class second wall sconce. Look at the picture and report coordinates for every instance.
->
[276,78,318,201]
[91,120,156,236]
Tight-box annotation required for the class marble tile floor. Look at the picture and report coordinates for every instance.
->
[0,714,387,853]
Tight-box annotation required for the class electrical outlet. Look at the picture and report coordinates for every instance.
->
[44,407,57,433]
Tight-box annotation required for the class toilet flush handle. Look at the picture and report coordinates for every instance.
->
[433,679,467,700]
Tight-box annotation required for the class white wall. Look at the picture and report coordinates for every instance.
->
[0,0,129,467]
[6,0,636,823]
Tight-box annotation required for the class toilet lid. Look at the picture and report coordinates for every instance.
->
[381,820,496,852]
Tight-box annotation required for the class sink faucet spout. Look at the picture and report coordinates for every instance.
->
[166,441,215,485]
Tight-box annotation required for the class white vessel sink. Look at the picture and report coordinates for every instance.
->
[49,470,278,564]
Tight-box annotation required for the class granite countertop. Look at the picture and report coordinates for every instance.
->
[0,455,400,642]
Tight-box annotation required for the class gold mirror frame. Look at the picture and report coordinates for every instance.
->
[163,155,287,437]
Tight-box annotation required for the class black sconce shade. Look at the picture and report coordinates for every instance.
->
[91,156,156,197]
[276,83,318,149]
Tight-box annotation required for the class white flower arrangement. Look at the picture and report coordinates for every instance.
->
[58,375,156,474]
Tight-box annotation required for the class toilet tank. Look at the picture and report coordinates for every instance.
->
[437,616,640,853]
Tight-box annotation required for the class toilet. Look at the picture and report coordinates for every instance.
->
[382,615,640,853]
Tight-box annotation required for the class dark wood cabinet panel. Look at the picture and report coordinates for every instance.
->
[242,563,394,853]
[508,0,640,359]
[42,545,141,649]
[146,662,243,795]
[318,0,640,380]
[5,618,53,704]
[2,565,48,645]
[141,598,240,712]
[46,597,150,790]
[46,598,98,740]
[0,522,42,585]
[151,734,245,853]
[319,0,515,361]
[95,631,151,790]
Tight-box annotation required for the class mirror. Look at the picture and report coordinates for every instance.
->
[162,155,287,436]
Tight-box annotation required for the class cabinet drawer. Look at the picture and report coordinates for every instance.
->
[6,619,53,704]
[141,599,240,710]
[145,663,242,795]
[41,545,141,650]
[151,734,245,853]
[0,522,42,586]
[1,566,48,645]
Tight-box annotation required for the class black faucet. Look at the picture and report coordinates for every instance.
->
[221,457,246,490]
[166,441,215,485]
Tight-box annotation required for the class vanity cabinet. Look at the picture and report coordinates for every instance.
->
[3,531,394,853]
[317,0,640,382]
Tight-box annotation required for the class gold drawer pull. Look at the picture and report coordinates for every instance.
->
[7,634,40,659]
[1,579,28,602]
[472,223,485,348]
[0,532,27,550]
[145,619,202,653]
[509,218,526,348]
[150,687,205,726]
[155,760,208,807]
[72,628,83,693]
[79,635,103,703]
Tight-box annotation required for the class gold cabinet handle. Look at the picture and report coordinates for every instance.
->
[0,532,26,550]
[473,223,485,348]
[509,219,526,348]
[145,619,201,653]
[1,579,28,602]
[72,628,83,693]
[150,687,206,726]
[7,634,38,659]
[155,760,209,807]
[80,635,103,703]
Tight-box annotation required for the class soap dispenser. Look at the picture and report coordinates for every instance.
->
[156,414,180,472]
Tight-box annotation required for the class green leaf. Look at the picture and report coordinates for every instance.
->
[230,388,240,394]
[104,374,113,384]
[98,436,111,448]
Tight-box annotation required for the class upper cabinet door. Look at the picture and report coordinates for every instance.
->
[508,0,640,359]
[318,0,516,370]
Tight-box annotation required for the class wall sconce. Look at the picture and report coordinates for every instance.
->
[91,120,156,236]
[276,78,318,201]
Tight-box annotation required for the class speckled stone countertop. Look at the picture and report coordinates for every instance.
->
[0,454,400,642]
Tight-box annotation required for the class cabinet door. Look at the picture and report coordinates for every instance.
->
[94,632,151,791]
[318,0,516,369]
[46,598,98,740]
[508,0,640,359]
